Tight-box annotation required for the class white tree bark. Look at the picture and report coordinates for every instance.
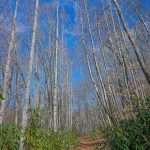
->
[15,45,19,125]
[0,0,19,124]
[19,0,39,149]
[112,0,150,85]
[79,5,113,125]
[53,0,59,132]
[83,0,115,125]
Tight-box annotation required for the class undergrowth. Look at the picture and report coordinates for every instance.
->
[0,123,21,150]
[0,109,78,150]
[92,98,150,150]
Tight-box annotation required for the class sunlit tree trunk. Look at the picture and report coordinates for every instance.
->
[108,0,132,107]
[19,0,39,149]
[96,20,123,121]
[0,0,19,124]
[34,49,39,108]
[15,43,19,125]
[53,0,59,132]
[69,64,73,129]
[112,0,150,85]
[83,0,113,119]
[79,4,113,125]
[78,61,107,127]
[114,7,142,100]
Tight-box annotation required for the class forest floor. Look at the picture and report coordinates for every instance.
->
[74,136,99,150]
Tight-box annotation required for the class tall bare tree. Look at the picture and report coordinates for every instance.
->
[19,0,39,149]
[0,0,19,124]
[112,0,150,85]
[53,0,59,132]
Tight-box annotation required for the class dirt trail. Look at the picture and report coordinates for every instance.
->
[74,136,98,150]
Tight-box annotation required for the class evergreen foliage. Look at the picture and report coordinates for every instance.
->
[92,98,150,150]
[0,123,21,150]
[0,109,78,150]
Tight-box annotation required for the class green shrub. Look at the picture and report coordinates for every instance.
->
[91,126,112,140]
[0,109,78,150]
[92,98,150,150]
[54,128,78,149]
[108,98,150,150]
[0,123,21,150]
[24,127,78,150]
[24,108,78,150]
[25,128,77,150]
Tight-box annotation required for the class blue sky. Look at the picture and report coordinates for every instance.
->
[0,0,149,88]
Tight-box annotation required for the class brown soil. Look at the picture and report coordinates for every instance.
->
[73,136,99,150]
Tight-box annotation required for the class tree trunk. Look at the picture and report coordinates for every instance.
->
[0,0,19,124]
[112,0,150,85]
[53,0,59,132]
[83,0,112,117]
[19,0,39,149]
[79,4,114,125]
